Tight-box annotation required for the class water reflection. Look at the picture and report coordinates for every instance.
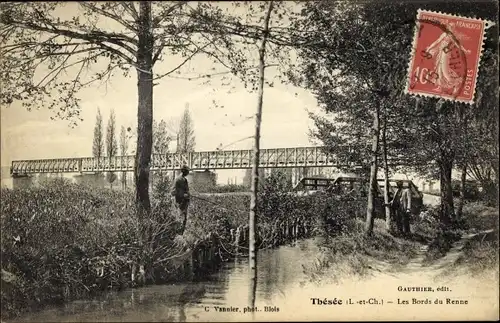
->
[15,238,320,322]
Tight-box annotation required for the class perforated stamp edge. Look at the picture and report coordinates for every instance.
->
[404,9,495,105]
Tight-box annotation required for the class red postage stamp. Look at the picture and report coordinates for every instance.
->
[405,9,492,104]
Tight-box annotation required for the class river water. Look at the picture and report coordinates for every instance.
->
[15,238,323,322]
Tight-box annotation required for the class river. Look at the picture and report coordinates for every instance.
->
[14,238,322,322]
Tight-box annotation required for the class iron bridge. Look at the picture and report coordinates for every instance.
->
[10,146,409,175]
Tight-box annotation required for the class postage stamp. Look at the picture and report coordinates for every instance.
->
[405,9,492,104]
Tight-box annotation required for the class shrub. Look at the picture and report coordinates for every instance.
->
[0,180,175,320]
[207,184,249,193]
[460,201,499,232]
[255,171,358,248]
[303,217,422,284]
[1,173,360,319]
[455,229,498,273]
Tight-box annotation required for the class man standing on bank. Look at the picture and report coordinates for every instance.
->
[390,181,412,237]
[171,165,190,234]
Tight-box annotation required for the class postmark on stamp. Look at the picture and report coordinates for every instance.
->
[405,9,492,104]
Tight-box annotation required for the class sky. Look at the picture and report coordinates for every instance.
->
[0,2,323,184]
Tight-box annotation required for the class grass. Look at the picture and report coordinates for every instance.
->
[454,230,498,274]
[460,201,499,232]
[0,173,328,320]
[422,230,462,265]
[0,179,253,320]
[421,201,499,267]
[304,217,425,284]
[303,198,499,284]
[438,202,499,276]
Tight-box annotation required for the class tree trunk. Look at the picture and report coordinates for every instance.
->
[456,162,467,218]
[381,113,392,232]
[439,154,455,228]
[249,0,273,313]
[135,1,154,216]
[122,171,127,189]
[456,102,468,219]
[365,102,381,236]
[134,1,154,285]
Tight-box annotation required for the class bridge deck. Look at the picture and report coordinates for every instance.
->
[10,146,408,175]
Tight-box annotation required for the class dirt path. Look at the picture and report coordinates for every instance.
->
[366,229,495,280]
[247,228,498,322]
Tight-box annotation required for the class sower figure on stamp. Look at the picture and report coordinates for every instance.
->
[423,22,471,96]
[171,165,190,234]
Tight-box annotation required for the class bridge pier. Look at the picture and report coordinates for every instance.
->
[12,174,34,189]
[73,173,106,188]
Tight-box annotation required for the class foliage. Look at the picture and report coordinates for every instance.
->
[119,125,129,156]
[0,2,239,121]
[422,200,498,265]
[106,109,118,158]
[303,218,422,284]
[92,108,104,159]
[151,172,175,225]
[106,108,118,185]
[411,205,442,242]
[256,171,358,248]
[1,181,138,319]
[119,125,130,188]
[153,119,171,155]
[461,49,499,205]
[454,230,498,274]
[429,201,498,277]
[423,230,462,264]
[0,170,372,319]
[451,180,481,200]
[460,201,499,233]
[293,0,498,228]
[205,184,249,193]
[150,120,172,187]
[177,105,196,153]
[291,1,412,234]
[0,180,236,319]
[187,195,248,243]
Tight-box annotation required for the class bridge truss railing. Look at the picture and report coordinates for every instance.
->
[11,146,409,175]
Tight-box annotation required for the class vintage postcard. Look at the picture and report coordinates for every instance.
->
[1,1,498,322]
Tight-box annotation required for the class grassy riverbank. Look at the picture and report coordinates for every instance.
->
[303,218,424,284]
[0,179,246,319]
[440,202,499,276]
[303,200,498,284]
[3,175,496,319]
[0,173,339,320]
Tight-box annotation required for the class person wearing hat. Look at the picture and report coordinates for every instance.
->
[171,165,191,233]
[389,181,412,236]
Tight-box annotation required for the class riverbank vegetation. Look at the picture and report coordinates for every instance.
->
[1,172,336,320]
[303,200,498,284]
[442,203,498,275]
[303,217,425,284]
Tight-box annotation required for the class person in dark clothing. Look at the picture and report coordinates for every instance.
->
[390,182,404,234]
[400,187,412,236]
[390,181,412,237]
[171,165,190,234]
